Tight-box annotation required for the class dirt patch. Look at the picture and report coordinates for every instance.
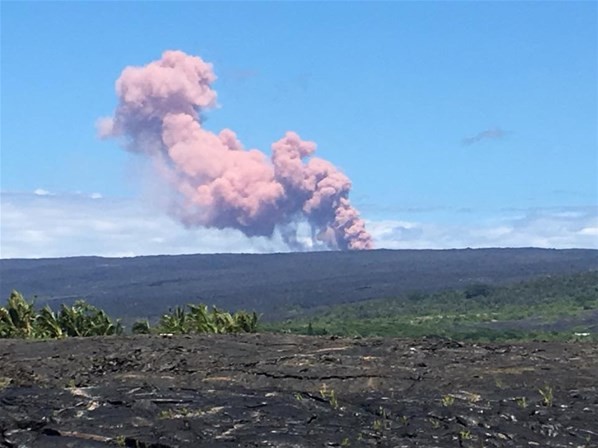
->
[1,334,596,447]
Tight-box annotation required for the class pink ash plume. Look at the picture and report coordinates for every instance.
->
[100,50,372,250]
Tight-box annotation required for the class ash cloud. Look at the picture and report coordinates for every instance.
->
[462,127,506,146]
[99,50,372,251]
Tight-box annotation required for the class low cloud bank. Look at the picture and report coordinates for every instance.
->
[370,208,598,249]
[1,192,596,258]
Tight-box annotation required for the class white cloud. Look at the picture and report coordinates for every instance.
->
[369,207,598,250]
[0,192,289,258]
[33,188,53,196]
[579,227,598,236]
[0,192,596,258]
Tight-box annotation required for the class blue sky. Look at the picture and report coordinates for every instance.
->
[1,2,597,257]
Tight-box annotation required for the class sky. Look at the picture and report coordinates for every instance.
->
[1,1,597,258]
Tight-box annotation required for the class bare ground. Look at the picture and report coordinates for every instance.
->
[0,334,596,447]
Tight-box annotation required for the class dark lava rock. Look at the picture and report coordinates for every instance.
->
[1,334,597,447]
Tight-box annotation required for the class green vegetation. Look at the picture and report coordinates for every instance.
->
[441,394,455,407]
[0,291,122,339]
[0,290,259,339]
[458,430,472,441]
[3,270,595,342]
[152,304,259,334]
[319,384,339,409]
[428,418,441,429]
[264,271,598,342]
[539,385,554,407]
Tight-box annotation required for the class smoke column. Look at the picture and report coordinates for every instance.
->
[99,50,373,250]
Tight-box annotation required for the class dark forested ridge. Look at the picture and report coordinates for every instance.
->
[1,248,596,321]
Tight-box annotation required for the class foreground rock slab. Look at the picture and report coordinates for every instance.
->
[1,334,596,447]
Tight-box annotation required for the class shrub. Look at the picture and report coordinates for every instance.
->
[131,320,152,335]
[156,304,260,334]
[1,291,259,339]
[1,291,121,339]
[0,291,37,338]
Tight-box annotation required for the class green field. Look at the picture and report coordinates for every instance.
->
[264,271,598,342]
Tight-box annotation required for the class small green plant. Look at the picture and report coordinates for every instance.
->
[372,407,391,431]
[319,384,339,409]
[159,408,177,419]
[132,320,151,334]
[319,384,328,394]
[459,430,472,440]
[464,391,481,403]
[294,392,303,401]
[428,418,441,429]
[377,406,390,419]
[114,435,126,447]
[539,385,554,407]
[515,396,527,408]
[328,389,338,409]
[399,415,409,426]
[340,437,350,447]
[441,394,455,407]
[158,407,202,419]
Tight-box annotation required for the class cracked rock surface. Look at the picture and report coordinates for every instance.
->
[1,334,596,447]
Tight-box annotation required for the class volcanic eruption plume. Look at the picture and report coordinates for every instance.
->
[99,50,373,250]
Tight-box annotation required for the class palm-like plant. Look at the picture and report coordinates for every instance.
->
[158,306,188,334]
[91,307,122,336]
[0,291,36,338]
[233,311,259,333]
[0,307,13,338]
[210,307,237,333]
[187,304,217,333]
[156,304,260,335]
[36,306,64,338]
[2,290,259,339]
[131,319,151,334]
[58,301,122,337]
[58,301,89,337]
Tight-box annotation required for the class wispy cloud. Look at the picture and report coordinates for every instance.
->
[33,188,53,196]
[462,127,506,146]
[1,192,596,258]
[368,206,598,250]
[220,67,259,83]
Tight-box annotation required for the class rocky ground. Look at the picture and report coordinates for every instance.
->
[0,334,596,447]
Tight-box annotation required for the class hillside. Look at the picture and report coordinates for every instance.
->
[1,248,597,321]
[267,271,598,341]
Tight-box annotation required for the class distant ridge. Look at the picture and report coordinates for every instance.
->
[1,248,596,320]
